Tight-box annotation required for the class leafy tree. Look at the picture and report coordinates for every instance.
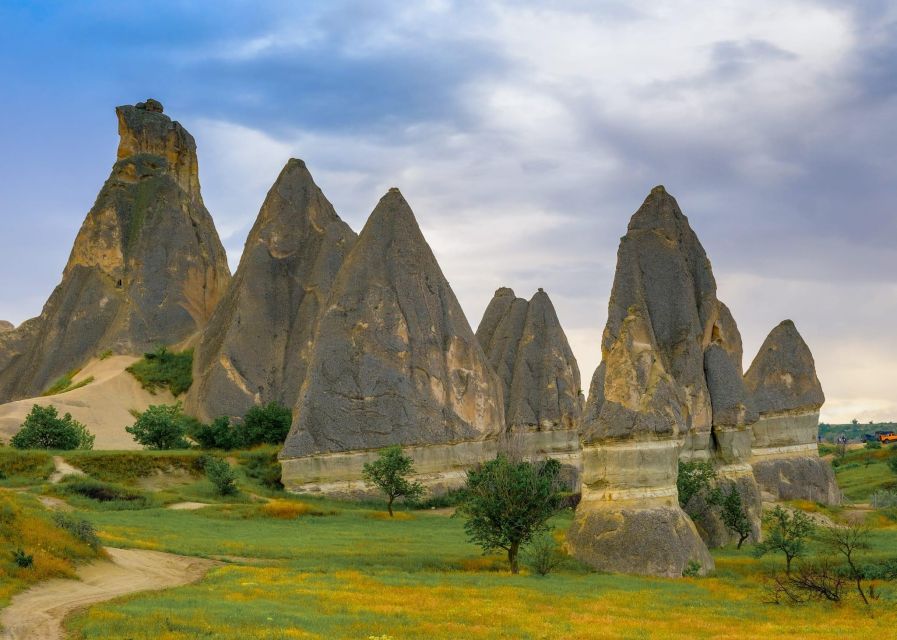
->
[125,403,190,450]
[754,506,815,574]
[677,460,721,519]
[362,446,424,516]
[204,457,238,496]
[720,486,752,549]
[458,455,562,574]
[241,402,293,446]
[11,405,94,450]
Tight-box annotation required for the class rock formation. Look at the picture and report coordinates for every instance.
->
[187,159,356,421]
[0,321,13,333]
[745,320,839,504]
[569,186,761,576]
[280,188,505,493]
[475,287,582,475]
[0,100,230,402]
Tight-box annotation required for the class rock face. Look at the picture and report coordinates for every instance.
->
[280,189,505,492]
[0,321,13,333]
[745,320,839,504]
[569,186,761,576]
[187,160,356,421]
[0,100,230,402]
[475,287,582,477]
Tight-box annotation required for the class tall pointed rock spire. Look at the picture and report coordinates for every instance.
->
[280,189,505,482]
[187,159,356,421]
[0,99,230,401]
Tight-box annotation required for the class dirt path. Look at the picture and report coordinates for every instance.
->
[0,548,217,640]
[48,456,84,484]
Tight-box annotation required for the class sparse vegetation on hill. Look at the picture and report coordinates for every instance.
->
[0,449,54,485]
[126,346,193,396]
[0,490,104,607]
[41,369,95,396]
[11,404,95,450]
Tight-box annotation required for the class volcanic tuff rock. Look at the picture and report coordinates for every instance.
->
[187,160,356,421]
[476,287,582,432]
[0,321,13,333]
[570,186,762,575]
[280,188,505,490]
[0,100,230,402]
[745,320,839,504]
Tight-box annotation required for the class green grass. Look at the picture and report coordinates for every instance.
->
[831,446,897,502]
[40,369,94,396]
[126,346,193,396]
[64,499,897,640]
[0,449,54,486]
[62,450,205,485]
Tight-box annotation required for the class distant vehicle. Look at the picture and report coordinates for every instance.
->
[862,433,879,443]
[880,433,897,444]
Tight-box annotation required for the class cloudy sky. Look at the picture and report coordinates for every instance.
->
[0,1,894,423]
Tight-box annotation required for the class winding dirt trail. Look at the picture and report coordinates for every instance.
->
[0,548,218,640]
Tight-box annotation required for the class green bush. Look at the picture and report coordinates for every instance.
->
[241,402,292,446]
[13,548,33,568]
[41,369,94,396]
[523,532,563,576]
[190,416,241,450]
[126,403,192,450]
[205,457,238,496]
[11,405,94,450]
[52,512,100,549]
[126,346,193,396]
[865,440,882,450]
[238,448,283,491]
[59,477,152,509]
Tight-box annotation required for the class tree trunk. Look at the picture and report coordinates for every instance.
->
[508,541,520,574]
[388,496,394,517]
[737,533,748,550]
[855,576,869,605]
[786,555,792,575]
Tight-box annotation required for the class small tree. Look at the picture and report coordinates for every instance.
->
[191,416,240,450]
[362,446,424,516]
[677,459,721,521]
[204,457,238,496]
[754,506,815,574]
[523,532,563,576]
[126,403,190,450]
[241,402,292,446]
[719,486,752,549]
[818,523,872,605]
[11,405,94,450]
[458,455,562,574]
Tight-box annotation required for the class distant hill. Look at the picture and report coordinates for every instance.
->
[819,421,897,443]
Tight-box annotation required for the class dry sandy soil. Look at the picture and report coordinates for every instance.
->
[0,548,217,640]
[0,356,175,449]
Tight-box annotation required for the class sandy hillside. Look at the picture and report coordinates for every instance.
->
[0,356,176,449]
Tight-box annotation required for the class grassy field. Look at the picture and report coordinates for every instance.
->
[825,444,897,502]
[1,447,896,639]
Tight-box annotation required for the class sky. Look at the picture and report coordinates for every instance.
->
[0,1,894,423]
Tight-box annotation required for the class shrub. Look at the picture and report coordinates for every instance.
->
[126,403,191,450]
[205,457,238,496]
[59,477,151,508]
[362,446,424,517]
[11,405,94,450]
[677,460,721,518]
[720,485,752,549]
[865,440,882,450]
[238,449,283,490]
[52,512,100,549]
[458,456,562,574]
[241,402,292,446]
[13,548,33,568]
[523,532,563,576]
[682,560,702,578]
[126,346,193,396]
[191,416,241,450]
[41,369,94,396]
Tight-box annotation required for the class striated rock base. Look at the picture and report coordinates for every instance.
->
[752,457,840,505]
[280,429,580,497]
[567,503,714,577]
